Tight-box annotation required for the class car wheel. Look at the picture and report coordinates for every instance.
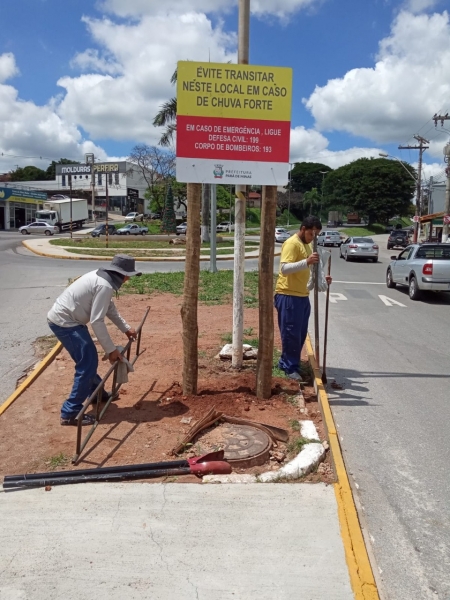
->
[141,231,146,236]
[386,269,396,288]
[45,230,51,236]
[387,245,392,249]
[371,257,378,263]
[126,232,130,235]
[409,276,421,300]
[21,230,28,235]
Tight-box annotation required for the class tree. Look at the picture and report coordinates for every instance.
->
[303,188,321,216]
[290,162,332,194]
[152,69,177,147]
[46,159,79,180]
[161,185,177,234]
[128,144,175,213]
[323,157,416,225]
[9,165,47,181]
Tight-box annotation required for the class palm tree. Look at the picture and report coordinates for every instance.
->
[152,70,177,147]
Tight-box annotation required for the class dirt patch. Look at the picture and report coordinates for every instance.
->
[0,293,334,484]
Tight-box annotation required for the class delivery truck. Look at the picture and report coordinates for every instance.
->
[35,198,89,232]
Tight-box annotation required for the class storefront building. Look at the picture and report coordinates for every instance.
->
[54,161,149,217]
[0,186,47,229]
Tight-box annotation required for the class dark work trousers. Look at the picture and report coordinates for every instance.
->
[48,322,103,419]
[274,293,311,375]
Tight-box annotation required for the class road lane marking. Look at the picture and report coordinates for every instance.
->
[333,280,385,285]
[329,293,348,303]
[378,295,407,307]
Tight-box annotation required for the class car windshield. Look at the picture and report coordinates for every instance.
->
[391,231,406,236]
[416,246,450,260]
[353,238,374,244]
[325,231,339,235]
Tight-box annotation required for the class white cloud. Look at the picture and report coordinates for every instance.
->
[0,64,106,173]
[57,13,236,143]
[403,0,441,13]
[100,0,320,19]
[0,53,19,84]
[304,11,450,156]
[71,49,122,75]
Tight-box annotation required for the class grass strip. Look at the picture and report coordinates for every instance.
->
[123,269,260,306]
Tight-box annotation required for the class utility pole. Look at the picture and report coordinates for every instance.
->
[105,176,109,249]
[85,153,95,222]
[232,0,250,369]
[432,113,450,243]
[399,135,429,243]
[69,175,73,239]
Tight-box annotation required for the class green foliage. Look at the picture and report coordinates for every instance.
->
[161,185,177,234]
[216,184,235,210]
[323,157,416,225]
[340,224,386,237]
[9,165,47,181]
[290,162,332,194]
[246,207,261,226]
[287,437,314,456]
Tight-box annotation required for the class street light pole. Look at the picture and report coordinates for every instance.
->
[287,163,293,226]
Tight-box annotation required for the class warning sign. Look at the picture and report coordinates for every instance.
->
[176,61,292,185]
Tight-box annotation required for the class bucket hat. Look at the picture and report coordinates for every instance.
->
[107,254,142,277]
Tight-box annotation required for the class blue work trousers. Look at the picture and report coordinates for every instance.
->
[48,322,102,419]
[274,294,311,375]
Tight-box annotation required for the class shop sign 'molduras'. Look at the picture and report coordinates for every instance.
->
[176,61,292,185]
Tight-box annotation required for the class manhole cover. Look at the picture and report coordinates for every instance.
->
[195,424,272,468]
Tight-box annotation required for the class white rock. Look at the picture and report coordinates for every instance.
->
[300,420,320,441]
[219,343,257,360]
[202,474,257,484]
[243,348,258,359]
[258,443,325,482]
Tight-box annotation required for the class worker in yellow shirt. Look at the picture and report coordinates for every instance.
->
[274,216,332,381]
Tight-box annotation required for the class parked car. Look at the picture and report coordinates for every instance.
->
[216,221,235,232]
[386,243,450,300]
[339,237,379,262]
[150,212,161,220]
[116,224,148,235]
[19,222,59,236]
[124,212,143,222]
[317,230,342,247]
[275,228,291,243]
[387,230,409,249]
[91,223,116,237]
[176,222,187,235]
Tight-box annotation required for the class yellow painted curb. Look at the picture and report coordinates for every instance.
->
[22,240,281,261]
[306,334,379,600]
[0,342,63,417]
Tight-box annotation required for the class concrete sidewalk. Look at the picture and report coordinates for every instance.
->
[0,482,353,600]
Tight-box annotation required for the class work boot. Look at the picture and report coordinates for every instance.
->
[60,414,96,426]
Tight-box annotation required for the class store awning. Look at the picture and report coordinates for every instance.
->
[419,211,445,224]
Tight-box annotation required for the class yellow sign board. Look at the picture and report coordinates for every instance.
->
[177,61,292,122]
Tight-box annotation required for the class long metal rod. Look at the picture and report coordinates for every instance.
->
[4,467,192,489]
[73,307,150,463]
[313,232,320,367]
[5,458,190,483]
[322,253,331,384]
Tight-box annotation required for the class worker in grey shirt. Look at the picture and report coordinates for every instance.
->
[47,254,141,426]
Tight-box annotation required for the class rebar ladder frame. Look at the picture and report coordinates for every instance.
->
[72,307,150,464]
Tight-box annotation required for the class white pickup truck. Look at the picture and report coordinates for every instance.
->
[386,243,450,300]
[216,221,235,232]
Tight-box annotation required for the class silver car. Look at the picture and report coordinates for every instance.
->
[340,237,379,262]
[275,227,291,243]
[19,222,59,236]
[386,243,450,300]
[317,230,342,247]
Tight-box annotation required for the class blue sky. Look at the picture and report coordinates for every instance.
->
[1,0,449,183]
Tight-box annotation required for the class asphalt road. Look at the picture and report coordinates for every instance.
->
[1,231,449,599]
[311,238,450,600]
